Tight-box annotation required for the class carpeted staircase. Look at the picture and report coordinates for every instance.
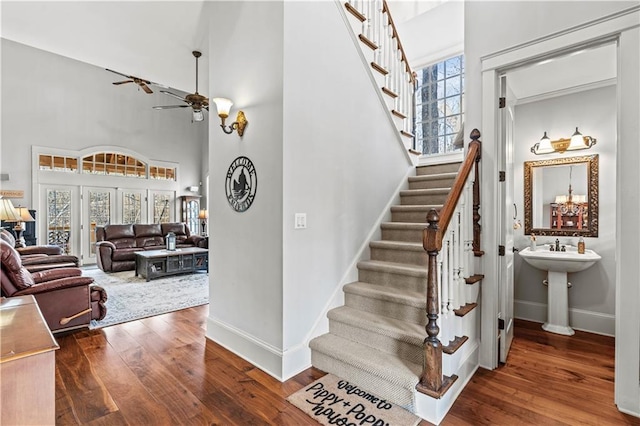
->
[310,161,464,412]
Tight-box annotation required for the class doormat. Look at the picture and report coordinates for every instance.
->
[287,374,421,426]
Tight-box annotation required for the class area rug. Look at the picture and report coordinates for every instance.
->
[82,268,209,329]
[287,374,421,426]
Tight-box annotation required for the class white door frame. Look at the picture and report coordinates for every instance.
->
[479,8,640,416]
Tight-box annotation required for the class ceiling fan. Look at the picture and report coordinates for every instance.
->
[153,51,209,122]
[106,69,156,94]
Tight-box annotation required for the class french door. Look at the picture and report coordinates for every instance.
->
[82,187,116,263]
[41,185,79,256]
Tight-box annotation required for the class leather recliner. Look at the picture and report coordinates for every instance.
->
[0,240,107,333]
[0,229,80,272]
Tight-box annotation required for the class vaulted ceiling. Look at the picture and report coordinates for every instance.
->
[1,1,210,94]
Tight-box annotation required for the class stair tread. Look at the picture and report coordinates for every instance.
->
[390,204,442,212]
[400,188,452,196]
[310,334,422,388]
[408,172,458,181]
[370,240,424,251]
[345,282,424,307]
[380,222,428,229]
[329,306,424,345]
[357,259,427,277]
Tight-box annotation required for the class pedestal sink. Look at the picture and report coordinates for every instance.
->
[519,244,601,335]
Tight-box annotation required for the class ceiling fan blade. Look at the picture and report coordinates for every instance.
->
[153,105,191,110]
[106,68,131,79]
[112,80,134,85]
[160,90,189,103]
[141,84,153,94]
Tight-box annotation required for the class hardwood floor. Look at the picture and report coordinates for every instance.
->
[55,308,637,425]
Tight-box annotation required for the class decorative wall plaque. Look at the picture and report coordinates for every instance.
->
[225,156,257,212]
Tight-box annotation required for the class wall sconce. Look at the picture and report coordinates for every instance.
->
[212,98,248,137]
[531,127,597,155]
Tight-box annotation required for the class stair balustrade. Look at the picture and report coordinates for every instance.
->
[416,130,482,398]
[343,0,416,140]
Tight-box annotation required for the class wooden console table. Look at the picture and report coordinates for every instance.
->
[135,247,209,281]
[1,295,59,425]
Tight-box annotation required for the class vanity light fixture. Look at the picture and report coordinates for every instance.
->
[212,98,248,137]
[530,127,597,155]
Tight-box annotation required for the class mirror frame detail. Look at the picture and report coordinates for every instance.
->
[524,154,599,237]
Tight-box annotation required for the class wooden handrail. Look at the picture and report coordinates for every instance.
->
[416,129,482,398]
[435,129,481,237]
[381,0,415,83]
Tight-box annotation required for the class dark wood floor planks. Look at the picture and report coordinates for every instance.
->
[55,307,638,425]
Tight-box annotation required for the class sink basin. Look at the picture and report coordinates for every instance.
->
[519,245,601,273]
[519,244,601,336]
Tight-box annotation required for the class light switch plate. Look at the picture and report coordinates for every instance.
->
[295,213,307,229]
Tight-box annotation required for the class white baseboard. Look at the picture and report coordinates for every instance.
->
[206,316,284,381]
[514,299,615,336]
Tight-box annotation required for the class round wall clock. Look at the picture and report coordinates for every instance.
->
[225,156,257,212]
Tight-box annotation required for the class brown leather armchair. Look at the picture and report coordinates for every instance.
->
[0,229,80,272]
[0,240,107,333]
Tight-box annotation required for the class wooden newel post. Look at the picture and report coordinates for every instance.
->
[416,209,444,396]
[470,129,483,256]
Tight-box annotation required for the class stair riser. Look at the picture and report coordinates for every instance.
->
[345,292,426,326]
[329,320,423,365]
[400,193,449,206]
[358,268,427,293]
[370,246,428,266]
[310,351,415,411]
[381,227,423,243]
[408,178,456,190]
[416,163,460,175]
[391,210,433,223]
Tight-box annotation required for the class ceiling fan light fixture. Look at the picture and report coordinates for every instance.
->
[152,50,209,124]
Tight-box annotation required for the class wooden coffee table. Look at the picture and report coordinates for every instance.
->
[134,247,208,282]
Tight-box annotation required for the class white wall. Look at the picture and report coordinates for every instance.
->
[397,0,463,68]
[206,1,412,379]
[207,0,286,376]
[513,85,617,335]
[0,39,207,208]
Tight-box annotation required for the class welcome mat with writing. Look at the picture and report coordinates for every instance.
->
[287,374,421,426]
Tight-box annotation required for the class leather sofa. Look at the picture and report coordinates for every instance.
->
[95,223,206,272]
[0,240,107,333]
[0,229,80,272]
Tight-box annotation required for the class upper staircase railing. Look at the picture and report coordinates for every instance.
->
[416,129,482,398]
[343,0,416,141]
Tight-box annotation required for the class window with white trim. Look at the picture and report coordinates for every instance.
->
[414,55,464,155]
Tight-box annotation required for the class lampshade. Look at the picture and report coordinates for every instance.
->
[198,209,208,219]
[193,109,204,122]
[212,98,233,118]
[537,131,553,153]
[15,206,35,222]
[569,127,585,149]
[0,197,21,222]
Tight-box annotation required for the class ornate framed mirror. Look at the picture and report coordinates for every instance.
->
[524,154,599,237]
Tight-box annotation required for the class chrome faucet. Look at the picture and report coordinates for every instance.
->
[555,239,560,252]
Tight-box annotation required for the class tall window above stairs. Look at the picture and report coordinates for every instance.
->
[414,55,464,155]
